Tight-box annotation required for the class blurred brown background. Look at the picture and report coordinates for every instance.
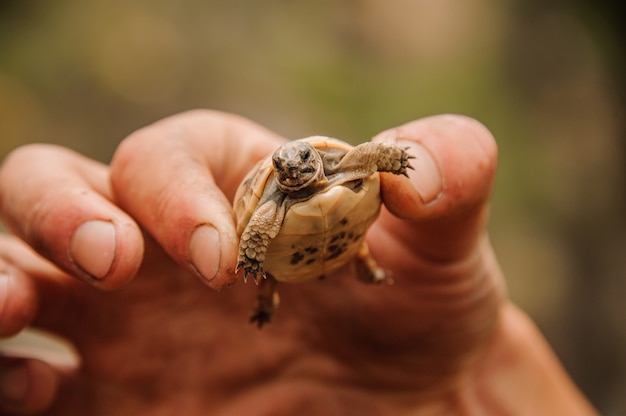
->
[1,0,624,413]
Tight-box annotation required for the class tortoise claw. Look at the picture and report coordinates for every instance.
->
[235,261,248,282]
[400,147,415,176]
[236,259,267,284]
[254,272,267,285]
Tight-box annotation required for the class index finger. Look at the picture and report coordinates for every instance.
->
[110,110,285,289]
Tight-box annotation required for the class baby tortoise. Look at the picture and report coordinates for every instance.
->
[233,136,413,327]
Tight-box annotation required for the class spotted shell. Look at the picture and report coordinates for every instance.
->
[233,137,382,282]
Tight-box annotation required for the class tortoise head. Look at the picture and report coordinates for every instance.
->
[272,141,324,193]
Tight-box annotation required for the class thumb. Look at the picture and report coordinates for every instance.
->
[374,114,498,262]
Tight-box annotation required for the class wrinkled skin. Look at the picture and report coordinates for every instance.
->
[0,111,596,415]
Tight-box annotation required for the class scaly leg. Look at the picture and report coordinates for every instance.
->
[353,243,392,284]
[333,142,414,179]
[250,274,279,328]
[236,199,286,284]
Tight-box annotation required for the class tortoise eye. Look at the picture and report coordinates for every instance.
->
[301,150,311,161]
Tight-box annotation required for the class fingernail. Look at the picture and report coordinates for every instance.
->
[189,225,221,282]
[70,220,116,279]
[398,140,443,203]
[0,364,28,405]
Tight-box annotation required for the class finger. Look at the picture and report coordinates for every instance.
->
[0,358,59,415]
[110,110,285,290]
[0,234,84,338]
[0,145,144,290]
[372,114,498,262]
[0,237,83,414]
[0,262,37,338]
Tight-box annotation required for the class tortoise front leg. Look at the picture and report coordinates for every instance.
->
[335,142,414,179]
[236,199,286,284]
[250,273,279,328]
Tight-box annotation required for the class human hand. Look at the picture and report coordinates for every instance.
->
[0,111,596,415]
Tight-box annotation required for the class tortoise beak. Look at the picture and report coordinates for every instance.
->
[285,161,299,176]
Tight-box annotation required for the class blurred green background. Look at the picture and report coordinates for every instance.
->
[1,0,624,413]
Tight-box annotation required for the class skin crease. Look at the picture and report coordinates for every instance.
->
[0,111,597,415]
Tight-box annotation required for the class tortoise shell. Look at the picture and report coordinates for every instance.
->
[233,136,381,282]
